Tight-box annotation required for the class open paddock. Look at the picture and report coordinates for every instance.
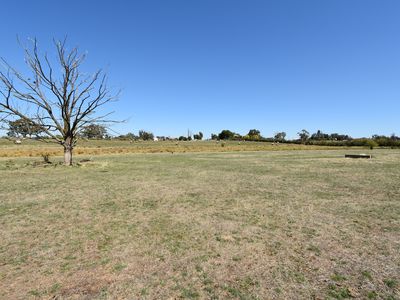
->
[0,149,399,299]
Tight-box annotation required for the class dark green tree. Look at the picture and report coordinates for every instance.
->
[81,124,107,139]
[117,132,137,140]
[193,131,203,140]
[245,129,262,141]
[297,129,310,144]
[218,130,235,140]
[139,130,154,141]
[248,129,260,136]
[274,132,286,142]
[7,118,43,137]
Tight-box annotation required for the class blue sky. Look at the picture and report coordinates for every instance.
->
[1,0,399,139]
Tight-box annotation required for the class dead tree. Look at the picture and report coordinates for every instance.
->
[0,38,119,165]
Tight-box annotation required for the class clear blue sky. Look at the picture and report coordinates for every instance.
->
[1,0,399,139]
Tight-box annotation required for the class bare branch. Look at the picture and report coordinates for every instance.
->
[0,37,120,165]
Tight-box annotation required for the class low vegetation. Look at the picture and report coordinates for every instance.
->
[0,139,357,158]
[0,149,399,299]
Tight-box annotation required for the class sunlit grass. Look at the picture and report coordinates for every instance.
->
[0,138,358,158]
[0,149,398,299]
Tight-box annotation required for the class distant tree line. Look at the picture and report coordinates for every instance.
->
[6,120,112,140]
[209,128,400,148]
[293,130,400,148]
[116,130,154,141]
[210,129,288,142]
[3,121,399,148]
[7,118,44,138]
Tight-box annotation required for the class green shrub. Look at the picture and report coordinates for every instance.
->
[365,139,378,149]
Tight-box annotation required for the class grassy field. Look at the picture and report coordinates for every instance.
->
[0,138,356,158]
[0,149,399,299]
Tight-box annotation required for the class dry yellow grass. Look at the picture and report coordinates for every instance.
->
[0,149,399,299]
[0,139,354,158]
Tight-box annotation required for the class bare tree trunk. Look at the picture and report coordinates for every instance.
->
[1,39,120,155]
[63,137,73,166]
